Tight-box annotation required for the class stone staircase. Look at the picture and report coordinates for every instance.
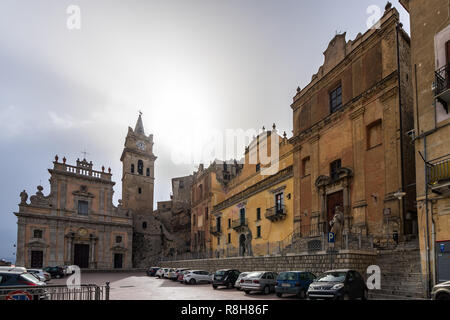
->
[369,240,426,300]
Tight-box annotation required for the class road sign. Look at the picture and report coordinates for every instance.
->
[440,243,445,253]
[328,232,335,243]
[6,290,32,300]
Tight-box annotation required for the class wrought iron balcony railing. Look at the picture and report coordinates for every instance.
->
[427,154,450,186]
[435,64,450,112]
[231,218,248,230]
[265,205,287,222]
[210,225,222,236]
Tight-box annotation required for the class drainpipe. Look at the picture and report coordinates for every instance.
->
[396,23,407,237]
[424,136,431,298]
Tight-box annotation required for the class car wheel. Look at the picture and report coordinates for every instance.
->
[56,275,61,279]
[213,285,218,289]
[298,289,306,299]
[189,279,196,285]
[264,286,270,295]
[244,290,250,295]
[276,292,282,298]
[436,293,450,300]
[343,293,351,300]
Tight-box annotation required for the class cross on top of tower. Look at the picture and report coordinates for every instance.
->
[81,149,90,160]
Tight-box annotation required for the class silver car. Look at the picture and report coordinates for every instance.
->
[183,270,212,285]
[235,272,250,290]
[27,269,51,282]
[241,271,278,295]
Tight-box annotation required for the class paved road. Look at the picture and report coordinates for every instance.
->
[51,272,287,300]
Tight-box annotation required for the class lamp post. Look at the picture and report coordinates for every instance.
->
[393,190,406,245]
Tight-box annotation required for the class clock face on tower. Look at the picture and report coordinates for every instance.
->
[136,141,146,151]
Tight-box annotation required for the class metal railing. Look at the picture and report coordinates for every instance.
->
[265,205,287,221]
[210,225,222,236]
[427,154,450,185]
[231,218,248,230]
[435,64,450,98]
[0,283,109,300]
[294,222,328,238]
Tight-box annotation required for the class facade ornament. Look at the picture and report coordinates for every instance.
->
[20,190,28,205]
[63,157,66,164]
[108,167,111,173]
[55,155,59,162]
[330,206,344,244]
[297,86,301,93]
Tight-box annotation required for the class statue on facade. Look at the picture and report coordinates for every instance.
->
[245,228,253,257]
[20,190,28,205]
[330,205,344,244]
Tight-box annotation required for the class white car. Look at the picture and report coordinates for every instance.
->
[64,265,78,275]
[155,268,166,278]
[234,272,250,290]
[183,270,212,285]
[164,268,175,278]
[27,268,51,282]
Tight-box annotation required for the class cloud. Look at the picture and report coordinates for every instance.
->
[48,111,94,129]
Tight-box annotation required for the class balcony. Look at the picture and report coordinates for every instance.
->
[210,225,222,236]
[435,64,450,112]
[265,205,287,222]
[427,154,450,195]
[231,218,248,231]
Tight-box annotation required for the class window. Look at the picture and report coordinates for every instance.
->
[256,226,261,238]
[179,180,184,188]
[142,221,147,229]
[302,157,311,176]
[256,208,261,221]
[240,208,246,224]
[228,218,231,229]
[146,168,150,177]
[33,229,43,239]
[228,233,231,243]
[131,164,135,173]
[78,200,89,215]
[115,236,122,243]
[275,193,284,211]
[216,217,221,232]
[330,85,342,113]
[330,159,342,181]
[137,160,144,175]
[193,215,196,226]
[367,120,382,149]
[217,237,220,245]
[256,163,261,172]
[138,187,142,194]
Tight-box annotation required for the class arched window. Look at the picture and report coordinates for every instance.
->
[138,160,144,175]
[131,164,135,173]
[146,168,150,177]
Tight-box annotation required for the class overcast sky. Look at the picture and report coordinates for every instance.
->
[0,0,409,262]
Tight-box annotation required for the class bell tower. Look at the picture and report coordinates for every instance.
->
[120,113,156,213]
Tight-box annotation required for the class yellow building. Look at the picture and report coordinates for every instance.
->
[210,127,294,257]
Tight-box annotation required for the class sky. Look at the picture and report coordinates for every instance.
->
[0,0,410,262]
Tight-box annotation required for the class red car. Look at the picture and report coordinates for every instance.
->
[177,270,191,283]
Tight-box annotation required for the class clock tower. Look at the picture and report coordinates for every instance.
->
[120,113,156,213]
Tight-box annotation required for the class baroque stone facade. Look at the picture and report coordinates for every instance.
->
[290,8,417,248]
[15,157,133,269]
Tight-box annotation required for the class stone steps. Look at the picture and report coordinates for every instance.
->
[368,291,426,300]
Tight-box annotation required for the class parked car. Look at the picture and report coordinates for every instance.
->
[0,270,48,300]
[0,266,27,273]
[307,269,368,300]
[212,269,240,289]
[234,272,250,290]
[163,268,175,279]
[64,265,77,275]
[431,281,450,300]
[184,270,212,285]
[177,270,191,283]
[275,271,316,299]
[27,269,51,282]
[172,268,189,281]
[43,266,65,279]
[241,271,278,295]
[167,269,179,280]
[155,268,167,278]
[146,267,160,277]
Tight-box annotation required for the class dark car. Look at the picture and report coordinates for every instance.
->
[431,281,450,300]
[0,271,47,300]
[275,271,316,299]
[212,269,240,289]
[43,266,65,279]
[146,267,160,277]
[307,269,368,300]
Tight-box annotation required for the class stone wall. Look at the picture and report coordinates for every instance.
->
[159,250,377,277]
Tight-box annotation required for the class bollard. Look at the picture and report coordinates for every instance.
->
[105,282,110,300]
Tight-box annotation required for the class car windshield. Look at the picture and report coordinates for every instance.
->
[21,273,41,284]
[246,272,263,278]
[238,273,249,279]
[215,270,227,276]
[277,272,297,281]
[317,272,347,282]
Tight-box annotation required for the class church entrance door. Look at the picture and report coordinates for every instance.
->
[74,244,90,268]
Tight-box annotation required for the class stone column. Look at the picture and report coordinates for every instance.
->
[16,219,26,267]
[350,106,368,234]
[309,134,321,218]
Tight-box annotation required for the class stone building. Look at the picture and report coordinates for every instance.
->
[400,0,450,292]
[191,161,242,256]
[15,157,133,269]
[211,127,294,258]
[289,7,417,249]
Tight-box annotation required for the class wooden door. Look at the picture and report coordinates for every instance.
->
[74,244,90,268]
[31,250,43,268]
